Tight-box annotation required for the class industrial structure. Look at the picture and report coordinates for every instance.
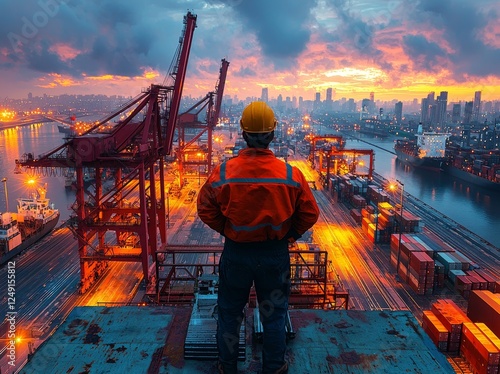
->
[309,134,375,180]
[15,12,198,293]
[176,58,229,186]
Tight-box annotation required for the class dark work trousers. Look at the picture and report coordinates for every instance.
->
[217,237,290,373]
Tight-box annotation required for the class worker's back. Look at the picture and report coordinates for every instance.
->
[198,147,319,243]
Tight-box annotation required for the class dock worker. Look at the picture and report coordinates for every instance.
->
[197,101,319,374]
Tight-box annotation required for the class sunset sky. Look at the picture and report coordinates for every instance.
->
[0,0,499,103]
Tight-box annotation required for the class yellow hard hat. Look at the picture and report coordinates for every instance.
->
[240,101,277,133]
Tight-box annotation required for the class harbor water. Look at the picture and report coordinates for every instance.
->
[345,133,500,249]
[1,123,500,250]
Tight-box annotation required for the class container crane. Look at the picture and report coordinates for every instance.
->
[176,58,229,186]
[14,12,197,293]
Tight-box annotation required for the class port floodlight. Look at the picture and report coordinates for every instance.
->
[240,101,277,133]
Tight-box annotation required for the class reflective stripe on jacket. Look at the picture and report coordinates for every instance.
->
[197,148,319,243]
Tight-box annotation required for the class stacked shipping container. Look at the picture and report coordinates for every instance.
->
[422,294,500,373]
[389,233,499,298]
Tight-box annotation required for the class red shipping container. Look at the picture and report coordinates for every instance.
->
[467,271,489,290]
[468,290,500,339]
[432,299,471,351]
[474,269,498,292]
[461,322,500,371]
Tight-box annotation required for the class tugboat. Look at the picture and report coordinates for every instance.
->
[0,182,60,264]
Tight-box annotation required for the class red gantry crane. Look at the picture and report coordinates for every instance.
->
[176,58,229,186]
[14,12,197,293]
[309,135,374,180]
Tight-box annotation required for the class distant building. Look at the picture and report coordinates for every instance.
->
[451,104,461,123]
[473,91,481,121]
[261,87,268,103]
[395,101,403,124]
[427,92,435,105]
[361,98,371,119]
[314,92,321,112]
[464,101,473,124]
[420,98,429,125]
[436,91,448,125]
[461,124,471,147]
[326,88,333,102]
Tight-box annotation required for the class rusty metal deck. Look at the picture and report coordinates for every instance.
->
[20,306,455,373]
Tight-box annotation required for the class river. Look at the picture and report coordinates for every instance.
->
[1,123,500,250]
[344,133,500,249]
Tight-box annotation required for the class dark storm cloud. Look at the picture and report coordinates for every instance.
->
[218,0,316,61]
[25,40,66,73]
[412,0,500,78]
[233,66,257,77]
[321,0,391,71]
[402,34,446,73]
[0,0,190,77]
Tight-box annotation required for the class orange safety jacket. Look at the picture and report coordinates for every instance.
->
[197,148,319,243]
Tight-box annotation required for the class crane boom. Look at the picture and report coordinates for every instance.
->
[163,11,197,155]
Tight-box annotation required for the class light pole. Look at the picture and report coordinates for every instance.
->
[1,178,8,212]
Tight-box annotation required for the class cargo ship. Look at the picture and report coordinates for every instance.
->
[57,123,76,135]
[444,145,500,190]
[394,130,450,171]
[0,183,60,264]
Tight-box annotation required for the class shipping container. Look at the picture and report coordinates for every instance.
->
[422,310,449,351]
[436,252,462,275]
[449,269,466,285]
[461,322,500,373]
[467,290,500,339]
[450,250,473,271]
[431,299,471,353]
[474,269,499,293]
[350,209,362,224]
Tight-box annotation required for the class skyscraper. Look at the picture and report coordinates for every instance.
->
[464,101,473,124]
[261,87,268,103]
[369,92,374,102]
[436,91,448,125]
[326,88,333,102]
[452,104,461,123]
[421,98,429,124]
[395,101,403,125]
[473,91,481,121]
[427,92,435,105]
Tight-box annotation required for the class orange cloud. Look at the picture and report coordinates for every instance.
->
[48,44,81,61]
[37,74,79,88]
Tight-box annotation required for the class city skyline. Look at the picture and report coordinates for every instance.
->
[0,0,499,101]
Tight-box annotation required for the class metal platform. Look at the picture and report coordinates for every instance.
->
[183,275,245,361]
[20,306,455,373]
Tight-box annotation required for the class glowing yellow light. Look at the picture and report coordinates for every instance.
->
[27,179,36,185]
